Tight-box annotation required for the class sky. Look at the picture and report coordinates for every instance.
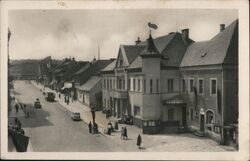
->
[9,9,238,61]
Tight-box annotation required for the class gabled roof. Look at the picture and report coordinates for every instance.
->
[101,59,116,72]
[76,76,101,91]
[180,20,238,67]
[74,63,90,75]
[75,59,113,76]
[123,45,146,64]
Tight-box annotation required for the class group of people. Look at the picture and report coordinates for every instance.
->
[120,127,128,139]
[9,117,25,135]
[88,121,99,134]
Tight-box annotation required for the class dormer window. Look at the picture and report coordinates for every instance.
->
[201,52,207,57]
[119,59,123,67]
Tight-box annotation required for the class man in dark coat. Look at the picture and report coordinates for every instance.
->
[88,121,92,134]
[137,134,142,149]
[123,127,128,139]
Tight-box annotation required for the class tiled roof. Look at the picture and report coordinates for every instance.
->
[76,76,101,91]
[74,63,90,75]
[123,45,146,64]
[101,59,116,72]
[180,20,238,67]
[139,33,176,53]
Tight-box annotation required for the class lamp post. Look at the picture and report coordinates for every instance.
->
[90,104,96,124]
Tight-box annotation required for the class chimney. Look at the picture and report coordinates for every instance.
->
[135,37,141,45]
[181,29,189,42]
[220,24,225,32]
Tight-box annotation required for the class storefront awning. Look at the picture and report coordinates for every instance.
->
[61,82,72,90]
[163,95,186,105]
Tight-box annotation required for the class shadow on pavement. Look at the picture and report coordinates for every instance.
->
[17,103,54,128]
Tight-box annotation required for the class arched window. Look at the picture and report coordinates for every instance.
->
[206,110,214,124]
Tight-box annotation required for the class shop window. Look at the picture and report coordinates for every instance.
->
[168,79,174,92]
[148,121,155,126]
[168,109,174,120]
[134,106,141,116]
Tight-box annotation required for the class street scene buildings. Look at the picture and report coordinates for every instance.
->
[7,9,238,152]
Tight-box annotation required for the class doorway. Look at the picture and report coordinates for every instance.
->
[200,114,205,132]
[182,106,187,126]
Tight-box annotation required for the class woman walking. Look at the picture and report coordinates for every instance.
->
[137,134,142,149]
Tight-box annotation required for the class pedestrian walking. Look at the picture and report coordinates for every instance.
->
[88,121,92,134]
[15,104,19,113]
[114,121,119,130]
[64,96,66,103]
[59,93,61,99]
[120,127,124,139]
[137,134,142,149]
[123,127,128,139]
[107,123,112,135]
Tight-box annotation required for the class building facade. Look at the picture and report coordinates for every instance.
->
[101,19,238,145]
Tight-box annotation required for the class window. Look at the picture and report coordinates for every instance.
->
[107,78,109,89]
[119,59,123,67]
[182,79,185,92]
[156,79,159,93]
[122,79,125,90]
[148,121,155,126]
[133,78,136,91]
[198,79,204,94]
[128,78,131,90]
[190,108,194,121]
[150,79,153,93]
[210,79,217,95]
[168,79,174,92]
[168,109,174,120]
[138,79,141,92]
[206,110,214,124]
[110,79,112,89]
[144,79,146,94]
[134,106,141,116]
[103,79,106,89]
[189,79,194,92]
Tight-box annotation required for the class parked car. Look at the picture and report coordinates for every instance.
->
[45,92,55,102]
[34,100,41,108]
[71,112,81,121]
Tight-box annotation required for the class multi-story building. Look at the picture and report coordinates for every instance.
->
[101,29,194,134]
[101,19,238,145]
[180,20,238,146]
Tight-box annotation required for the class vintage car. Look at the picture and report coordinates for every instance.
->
[34,99,41,108]
[70,112,81,121]
[45,92,55,102]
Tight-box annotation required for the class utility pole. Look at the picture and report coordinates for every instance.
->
[98,45,100,60]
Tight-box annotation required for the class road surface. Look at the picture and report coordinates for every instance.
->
[12,80,122,152]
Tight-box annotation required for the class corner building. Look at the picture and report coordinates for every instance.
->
[101,19,238,145]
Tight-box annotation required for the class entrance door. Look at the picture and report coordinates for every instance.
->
[200,114,205,132]
[182,106,187,126]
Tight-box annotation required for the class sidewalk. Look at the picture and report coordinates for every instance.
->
[31,81,236,152]
[31,82,111,134]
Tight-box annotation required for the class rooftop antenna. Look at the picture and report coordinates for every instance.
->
[98,45,100,60]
